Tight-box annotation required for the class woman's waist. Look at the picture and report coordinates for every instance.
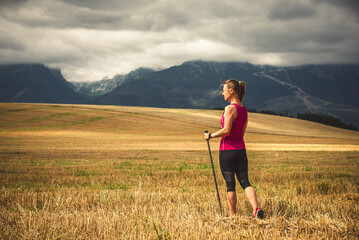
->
[221,135,244,143]
[223,131,244,138]
[220,137,245,150]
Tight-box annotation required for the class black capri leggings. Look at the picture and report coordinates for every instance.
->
[219,149,251,192]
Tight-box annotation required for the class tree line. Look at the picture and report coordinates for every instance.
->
[296,112,357,131]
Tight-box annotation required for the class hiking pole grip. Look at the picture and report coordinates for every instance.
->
[204,130,209,141]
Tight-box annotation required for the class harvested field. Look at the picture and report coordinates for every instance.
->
[0,103,358,239]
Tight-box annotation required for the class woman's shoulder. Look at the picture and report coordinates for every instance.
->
[225,104,237,111]
[226,103,245,110]
[224,105,238,116]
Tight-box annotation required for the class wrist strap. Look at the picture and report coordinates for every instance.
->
[209,133,212,139]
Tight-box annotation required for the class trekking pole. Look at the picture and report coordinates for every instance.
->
[204,130,223,216]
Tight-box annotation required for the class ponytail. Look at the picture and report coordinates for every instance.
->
[223,79,246,102]
[238,81,246,102]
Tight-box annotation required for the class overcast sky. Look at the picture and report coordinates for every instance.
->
[0,0,358,81]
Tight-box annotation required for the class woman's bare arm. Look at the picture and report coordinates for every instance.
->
[204,105,237,139]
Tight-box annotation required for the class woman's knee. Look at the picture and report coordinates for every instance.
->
[237,171,251,190]
[239,178,251,190]
[226,181,236,192]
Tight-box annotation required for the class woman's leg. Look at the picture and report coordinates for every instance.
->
[221,170,237,215]
[244,186,258,213]
[227,191,237,216]
[237,171,259,214]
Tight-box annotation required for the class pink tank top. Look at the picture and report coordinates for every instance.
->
[219,103,247,151]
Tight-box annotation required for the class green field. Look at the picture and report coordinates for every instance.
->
[0,103,358,239]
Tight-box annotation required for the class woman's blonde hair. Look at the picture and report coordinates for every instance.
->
[223,79,246,102]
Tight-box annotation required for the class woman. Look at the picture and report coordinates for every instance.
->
[204,79,264,218]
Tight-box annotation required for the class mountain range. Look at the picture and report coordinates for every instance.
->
[0,64,88,104]
[1,61,358,128]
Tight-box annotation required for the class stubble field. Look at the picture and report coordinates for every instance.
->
[0,103,358,239]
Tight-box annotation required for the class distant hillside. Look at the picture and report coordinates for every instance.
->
[70,68,154,97]
[0,64,88,103]
[54,104,359,141]
[93,61,359,128]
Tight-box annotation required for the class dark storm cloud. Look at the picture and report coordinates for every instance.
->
[268,1,317,21]
[0,37,25,51]
[313,0,359,17]
[0,0,358,81]
[57,0,151,11]
[0,0,191,31]
[0,0,28,7]
[0,2,125,30]
[236,22,347,53]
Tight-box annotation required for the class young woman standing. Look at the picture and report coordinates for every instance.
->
[204,79,263,218]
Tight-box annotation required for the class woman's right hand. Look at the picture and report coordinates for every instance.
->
[204,132,211,140]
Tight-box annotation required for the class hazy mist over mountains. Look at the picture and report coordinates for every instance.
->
[0,61,358,128]
[70,68,154,97]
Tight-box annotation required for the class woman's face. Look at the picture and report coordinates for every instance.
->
[222,84,232,101]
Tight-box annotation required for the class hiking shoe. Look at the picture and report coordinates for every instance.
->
[253,208,264,219]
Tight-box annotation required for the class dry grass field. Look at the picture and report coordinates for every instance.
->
[0,103,358,239]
